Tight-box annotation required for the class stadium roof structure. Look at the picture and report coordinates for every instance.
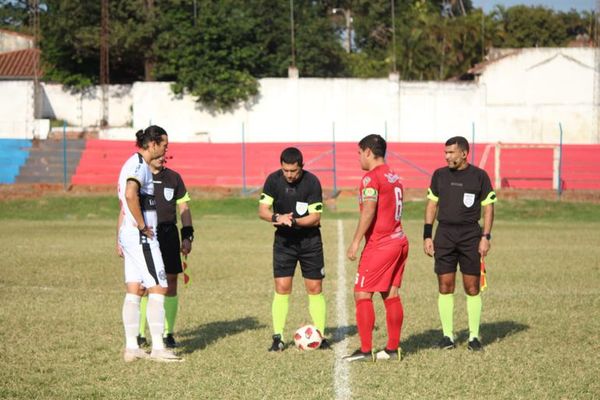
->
[0,48,42,80]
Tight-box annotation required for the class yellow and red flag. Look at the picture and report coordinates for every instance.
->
[182,255,191,287]
[480,257,487,292]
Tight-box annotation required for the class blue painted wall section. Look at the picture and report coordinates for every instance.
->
[0,139,32,184]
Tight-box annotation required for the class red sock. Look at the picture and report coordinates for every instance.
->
[384,296,404,351]
[356,298,375,353]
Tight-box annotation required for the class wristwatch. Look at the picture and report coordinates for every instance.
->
[481,233,491,240]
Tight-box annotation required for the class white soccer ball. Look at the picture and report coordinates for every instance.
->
[293,324,322,351]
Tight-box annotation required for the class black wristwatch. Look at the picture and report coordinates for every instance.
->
[482,233,491,240]
[271,213,280,223]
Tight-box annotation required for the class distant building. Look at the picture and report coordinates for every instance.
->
[0,30,41,80]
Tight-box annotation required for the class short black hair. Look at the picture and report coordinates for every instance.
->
[135,125,168,149]
[358,134,386,158]
[445,136,469,153]
[280,147,303,166]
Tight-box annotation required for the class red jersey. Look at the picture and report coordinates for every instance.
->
[359,164,406,245]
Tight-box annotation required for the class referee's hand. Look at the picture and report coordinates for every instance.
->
[423,238,434,257]
[181,238,192,256]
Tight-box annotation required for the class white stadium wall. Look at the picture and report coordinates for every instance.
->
[0,80,42,139]
[0,48,597,144]
[41,83,132,128]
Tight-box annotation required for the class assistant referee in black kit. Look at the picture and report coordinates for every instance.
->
[423,136,497,351]
[258,147,329,352]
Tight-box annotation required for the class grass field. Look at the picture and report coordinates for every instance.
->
[0,195,599,399]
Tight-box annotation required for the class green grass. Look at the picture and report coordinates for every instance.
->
[1,194,598,221]
[0,196,599,399]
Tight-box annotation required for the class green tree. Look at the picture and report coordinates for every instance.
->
[491,5,568,48]
[0,0,30,32]
[39,0,160,87]
[155,0,346,110]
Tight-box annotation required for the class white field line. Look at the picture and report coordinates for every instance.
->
[333,219,351,400]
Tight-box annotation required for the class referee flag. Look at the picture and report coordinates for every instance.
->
[480,257,487,291]
[183,256,191,287]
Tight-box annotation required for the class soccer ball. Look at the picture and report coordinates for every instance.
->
[294,325,322,351]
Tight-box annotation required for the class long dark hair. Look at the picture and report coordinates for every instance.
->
[135,125,167,149]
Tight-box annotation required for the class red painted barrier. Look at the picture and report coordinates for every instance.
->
[71,140,600,190]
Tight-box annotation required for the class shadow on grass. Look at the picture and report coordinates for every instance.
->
[402,320,529,356]
[177,316,266,354]
[329,324,358,344]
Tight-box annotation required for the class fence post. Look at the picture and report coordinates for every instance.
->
[332,122,337,196]
[242,122,247,196]
[471,122,475,164]
[558,123,563,199]
[63,121,68,191]
[384,120,388,141]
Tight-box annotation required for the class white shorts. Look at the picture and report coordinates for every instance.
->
[121,241,168,289]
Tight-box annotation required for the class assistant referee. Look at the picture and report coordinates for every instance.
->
[423,136,497,351]
[258,147,329,352]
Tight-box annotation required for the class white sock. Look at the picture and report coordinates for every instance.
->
[122,293,141,350]
[147,293,166,350]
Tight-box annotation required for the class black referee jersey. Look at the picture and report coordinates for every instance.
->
[153,167,190,225]
[259,169,324,237]
[427,164,497,225]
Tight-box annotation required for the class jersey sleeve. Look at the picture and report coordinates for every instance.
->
[259,174,276,206]
[427,170,439,202]
[307,175,324,213]
[480,171,497,206]
[361,173,379,202]
[126,158,145,187]
[174,172,191,204]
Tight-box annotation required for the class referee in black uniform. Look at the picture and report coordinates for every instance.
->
[423,136,497,351]
[258,147,329,351]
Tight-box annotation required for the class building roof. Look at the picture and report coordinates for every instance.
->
[0,48,42,79]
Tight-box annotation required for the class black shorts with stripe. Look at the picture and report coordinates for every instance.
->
[433,223,482,276]
[157,223,183,274]
[273,230,325,280]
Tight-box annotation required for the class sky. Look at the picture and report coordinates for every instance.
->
[471,0,595,13]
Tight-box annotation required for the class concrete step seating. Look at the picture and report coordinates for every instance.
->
[0,139,32,184]
[16,139,86,184]
[71,140,441,189]
[69,140,599,190]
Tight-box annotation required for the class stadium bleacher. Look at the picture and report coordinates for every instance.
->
[62,139,600,191]
[0,139,32,184]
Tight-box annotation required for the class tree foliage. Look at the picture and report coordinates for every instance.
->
[0,0,595,107]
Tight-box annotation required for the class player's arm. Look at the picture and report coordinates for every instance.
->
[293,202,323,227]
[479,181,497,257]
[125,179,154,239]
[116,210,124,257]
[479,203,494,257]
[346,199,377,261]
[178,200,194,255]
[423,188,438,257]
[258,191,288,226]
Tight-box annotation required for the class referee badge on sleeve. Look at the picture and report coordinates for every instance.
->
[296,201,309,216]
[463,193,475,208]
[164,187,174,201]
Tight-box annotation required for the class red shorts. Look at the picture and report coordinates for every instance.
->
[355,238,409,292]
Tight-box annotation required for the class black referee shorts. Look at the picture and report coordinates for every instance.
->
[273,231,325,280]
[157,223,183,275]
[433,223,481,276]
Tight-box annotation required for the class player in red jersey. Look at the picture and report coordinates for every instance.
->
[344,134,409,362]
